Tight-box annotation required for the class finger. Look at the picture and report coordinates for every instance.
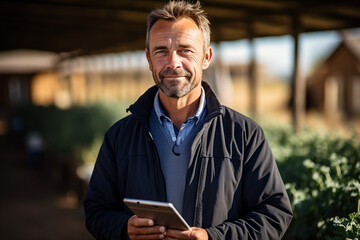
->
[130,232,166,240]
[164,236,182,240]
[128,224,167,238]
[129,215,155,227]
[165,229,185,239]
[141,226,167,235]
[166,228,206,240]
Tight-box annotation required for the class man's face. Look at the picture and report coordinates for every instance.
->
[146,17,212,98]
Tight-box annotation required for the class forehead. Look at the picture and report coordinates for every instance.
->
[149,18,203,48]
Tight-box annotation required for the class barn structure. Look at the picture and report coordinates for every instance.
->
[307,33,360,118]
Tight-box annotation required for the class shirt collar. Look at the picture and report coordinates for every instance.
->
[153,87,206,125]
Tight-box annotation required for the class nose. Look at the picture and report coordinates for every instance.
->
[167,51,181,69]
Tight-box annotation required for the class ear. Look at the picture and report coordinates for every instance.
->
[145,48,153,71]
[202,46,213,70]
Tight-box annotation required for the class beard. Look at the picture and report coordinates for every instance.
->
[155,68,197,98]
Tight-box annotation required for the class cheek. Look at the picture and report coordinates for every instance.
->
[194,58,205,75]
[152,58,166,71]
[186,56,203,71]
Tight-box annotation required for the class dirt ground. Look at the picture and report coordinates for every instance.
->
[0,136,94,240]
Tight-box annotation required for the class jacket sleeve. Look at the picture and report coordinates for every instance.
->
[83,129,130,240]
[206,126,293,240]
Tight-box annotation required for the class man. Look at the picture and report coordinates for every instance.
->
[84,1,293,239]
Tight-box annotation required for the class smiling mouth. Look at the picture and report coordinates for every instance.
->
[163,75,185,79]
[161,75,190,83]
[159,68,192,81]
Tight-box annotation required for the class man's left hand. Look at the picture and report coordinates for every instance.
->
[164,227,208,240]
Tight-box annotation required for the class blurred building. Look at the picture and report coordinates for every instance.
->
[0,50,59,135]
[307,34,360,119]
[31,53,153,108]
[0,47,287,138]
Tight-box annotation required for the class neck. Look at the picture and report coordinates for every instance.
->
[159,87,201,130]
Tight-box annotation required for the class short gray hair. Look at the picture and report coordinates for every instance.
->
[146,0,211,51]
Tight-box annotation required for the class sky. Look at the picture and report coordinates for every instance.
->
[217,28,360,79]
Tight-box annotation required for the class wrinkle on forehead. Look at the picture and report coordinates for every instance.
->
[149,18,203,52]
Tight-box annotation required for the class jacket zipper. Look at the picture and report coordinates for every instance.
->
[191,124,208,226]
[192,118,219,226]
[193,148,205,226]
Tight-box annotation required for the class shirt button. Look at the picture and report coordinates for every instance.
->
[172,137,176,142]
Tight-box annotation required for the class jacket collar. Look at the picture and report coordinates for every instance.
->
[127,81,224,128]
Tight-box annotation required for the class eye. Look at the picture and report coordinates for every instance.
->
[155,50,166,55]
[181,49,191,53]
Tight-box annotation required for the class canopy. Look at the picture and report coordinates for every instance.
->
[1,0,360,54]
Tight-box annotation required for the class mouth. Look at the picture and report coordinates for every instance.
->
[159,69,192,81]
[161,76,190,84]
[163,75,186,79]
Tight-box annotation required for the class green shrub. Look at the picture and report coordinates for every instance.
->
[325,206,360,240]
[12,102,129,165]
[264,125,360,240]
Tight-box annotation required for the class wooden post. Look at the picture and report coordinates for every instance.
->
[248,37,257,118]
[291,17,305,133]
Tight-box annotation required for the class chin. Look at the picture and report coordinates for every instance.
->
[161,86,191,98]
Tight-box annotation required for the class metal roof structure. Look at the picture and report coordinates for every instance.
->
[1,0,360,54]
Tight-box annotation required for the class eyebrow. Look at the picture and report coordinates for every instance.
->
[178,44,193,49]
[151,45,168,53]
[151,44,194,53]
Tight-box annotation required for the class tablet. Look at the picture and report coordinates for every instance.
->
[123,198,191,231]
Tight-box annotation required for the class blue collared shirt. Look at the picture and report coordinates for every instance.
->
[153,87,207,146]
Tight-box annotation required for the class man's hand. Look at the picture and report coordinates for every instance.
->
[165,227,208,240]
[127,215,167,240]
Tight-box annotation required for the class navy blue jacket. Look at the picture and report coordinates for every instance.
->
[84,82,293,239]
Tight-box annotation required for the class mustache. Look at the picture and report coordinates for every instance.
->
[159,68,192,79]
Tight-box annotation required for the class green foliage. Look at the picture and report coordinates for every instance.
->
[264,125,360,240]
[13,103,129,165]
[325,210,360,240]
[78,134,104,165]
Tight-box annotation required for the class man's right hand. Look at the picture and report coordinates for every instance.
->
[127,215,167,240]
